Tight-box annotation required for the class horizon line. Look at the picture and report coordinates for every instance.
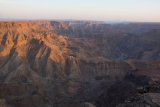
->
[0,18,160,24]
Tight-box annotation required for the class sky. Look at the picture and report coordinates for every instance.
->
[0,0,160,22]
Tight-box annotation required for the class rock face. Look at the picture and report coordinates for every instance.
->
[0,21,160,107]
[53,22,160,61]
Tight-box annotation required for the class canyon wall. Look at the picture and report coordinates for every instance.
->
[0,21,160,107]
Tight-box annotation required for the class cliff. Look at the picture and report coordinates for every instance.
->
[0,21,160,107]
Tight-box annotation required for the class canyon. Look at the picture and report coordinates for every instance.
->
[0,21,160,107]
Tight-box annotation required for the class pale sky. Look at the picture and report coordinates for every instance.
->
[0,0,160,22]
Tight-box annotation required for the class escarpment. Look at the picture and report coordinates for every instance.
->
[0,21,132,107]
[0,21,133,81]
[0,21,160,107]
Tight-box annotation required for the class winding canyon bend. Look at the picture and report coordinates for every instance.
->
[0,21,160,107]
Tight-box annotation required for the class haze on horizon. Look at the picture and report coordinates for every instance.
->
[0,0,160,22]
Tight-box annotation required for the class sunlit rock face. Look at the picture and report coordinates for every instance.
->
[0,21,160,107]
